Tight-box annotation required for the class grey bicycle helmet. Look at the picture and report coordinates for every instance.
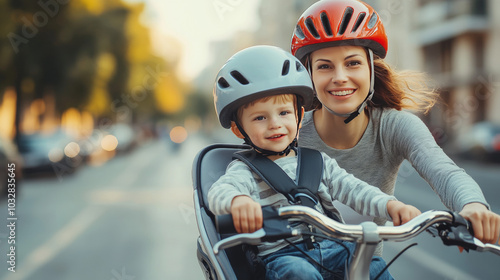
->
[214,45,314,129]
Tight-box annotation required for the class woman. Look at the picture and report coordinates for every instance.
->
[291,0,499,248]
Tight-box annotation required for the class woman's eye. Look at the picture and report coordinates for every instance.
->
[347,60,361,67]
[317,64,330,70]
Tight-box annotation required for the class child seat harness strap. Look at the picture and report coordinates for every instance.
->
[233,147,327,250]
[233,147,323,209]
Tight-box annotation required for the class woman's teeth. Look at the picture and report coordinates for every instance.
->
[329,90,354,96]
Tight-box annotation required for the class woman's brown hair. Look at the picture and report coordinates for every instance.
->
[371,58,439,114]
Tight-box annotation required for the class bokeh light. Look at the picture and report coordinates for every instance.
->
[170,126,188,144]
[101,134,119,151]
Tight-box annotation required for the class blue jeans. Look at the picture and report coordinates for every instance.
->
[260,239,393,280]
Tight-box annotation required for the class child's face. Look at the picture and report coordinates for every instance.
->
[236,97,298,155]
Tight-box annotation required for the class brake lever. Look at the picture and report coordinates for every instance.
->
[434,212,476,252]
[437,222,477,252]
[430,212,500,256]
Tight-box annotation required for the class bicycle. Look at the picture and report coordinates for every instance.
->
[214,205,500,280]
[192,144,500,280]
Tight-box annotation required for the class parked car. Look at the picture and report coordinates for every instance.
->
[17,130,82,177]
[77,129,108,163]
[107,123,138,154]
[457,122,500,163]
[0,136,23,196]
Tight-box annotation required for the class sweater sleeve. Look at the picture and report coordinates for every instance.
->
[207,160,258,215]
[385,110,489,211]
[321,153,396,220]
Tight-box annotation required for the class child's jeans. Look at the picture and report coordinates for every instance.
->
[260,239,393,280]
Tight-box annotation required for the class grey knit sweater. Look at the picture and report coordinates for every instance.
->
[298,107,489,227]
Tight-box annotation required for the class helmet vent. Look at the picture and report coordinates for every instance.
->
[217,77,230,89]
[281,60,290,76]
[294,24,305,40]
[338,7,354,35]
[305,17,320,39]
[320,12,333,37]
[352,12,366,33]
[367,12,378,29]
[296,61,305,72]
[230,70,249,85]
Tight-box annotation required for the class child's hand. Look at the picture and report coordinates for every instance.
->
[230,195,263,233]
[387,200,421,226]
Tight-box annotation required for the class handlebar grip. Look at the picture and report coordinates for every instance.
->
[215,206,283,235]
[216,214,237,234]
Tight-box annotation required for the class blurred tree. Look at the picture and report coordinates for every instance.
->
[1,0,185,143]
[0,1,17,98]
[59,7,130,114]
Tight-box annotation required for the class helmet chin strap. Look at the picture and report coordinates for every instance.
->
[315,49,375,124]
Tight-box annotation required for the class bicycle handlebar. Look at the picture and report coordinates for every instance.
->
[213,205,500,256]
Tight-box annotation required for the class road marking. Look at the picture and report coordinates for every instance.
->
[88,188,192,205]
[384,241,480,280]
[112,144,165,188]
[1,206,104,280]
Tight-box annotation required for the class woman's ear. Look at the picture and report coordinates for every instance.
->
[230,122,245,139]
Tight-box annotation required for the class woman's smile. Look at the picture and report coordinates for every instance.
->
[328,89,356,99]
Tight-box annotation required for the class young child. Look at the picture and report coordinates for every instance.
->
[209,45,420,280]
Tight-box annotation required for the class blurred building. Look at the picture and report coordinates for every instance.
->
[254,0,317,48]
[195,30,257,92]
[377,0,500,149]
[194,0,316,93]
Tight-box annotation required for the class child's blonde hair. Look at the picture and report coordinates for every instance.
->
[236,94,298,123]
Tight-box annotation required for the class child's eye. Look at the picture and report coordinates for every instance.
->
[254,116,265,121]
[280,111,291,116]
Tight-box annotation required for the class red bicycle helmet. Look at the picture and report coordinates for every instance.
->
[291,0,388,62]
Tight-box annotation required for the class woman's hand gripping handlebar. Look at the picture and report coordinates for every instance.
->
[213,205,500,256]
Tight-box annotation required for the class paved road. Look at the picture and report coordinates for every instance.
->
[0,135,208,280]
